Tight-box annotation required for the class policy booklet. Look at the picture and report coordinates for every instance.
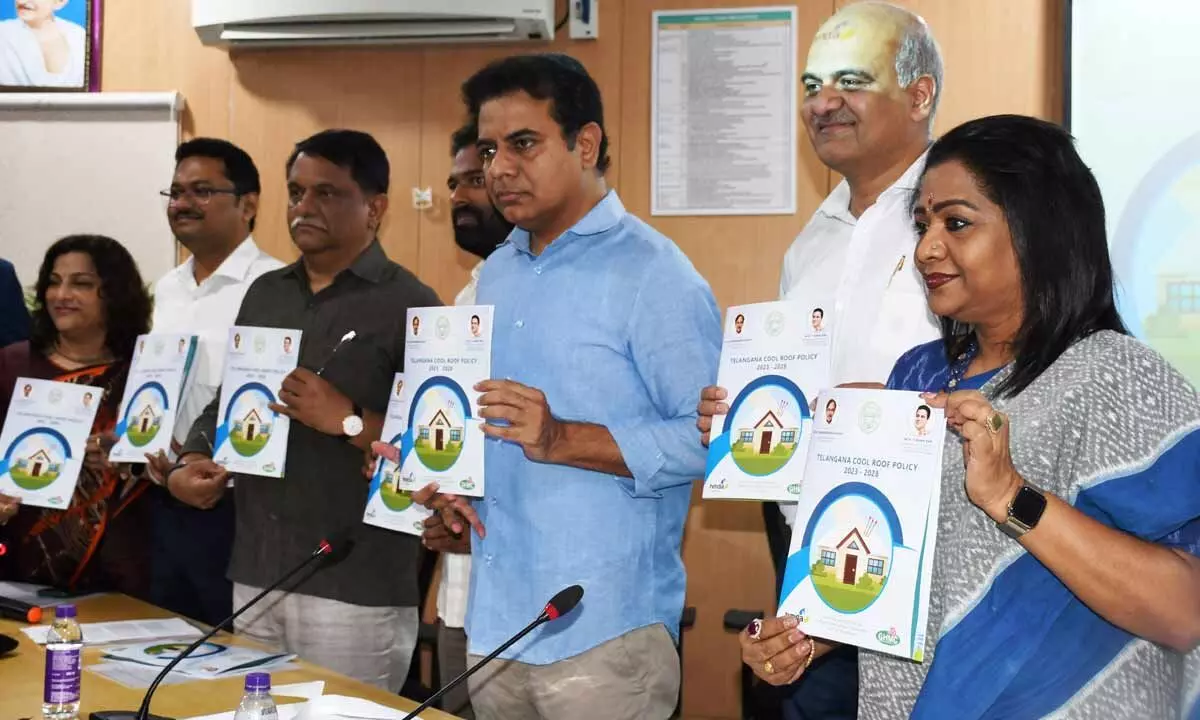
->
[703,300,832,502]
[364,373,432,536]
[109,333,198,463]
[211,326,301,478]
[398,306,492,498]
[777,388,946,661]
[0,378,101,508]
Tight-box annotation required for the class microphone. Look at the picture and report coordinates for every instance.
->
[400,584,584,720]
[90,527,358,720]
[0,595,42,624]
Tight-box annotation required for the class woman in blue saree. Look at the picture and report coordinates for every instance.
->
[699,115,1200,719]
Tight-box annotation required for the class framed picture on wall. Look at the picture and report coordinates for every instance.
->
[0,0,100,91]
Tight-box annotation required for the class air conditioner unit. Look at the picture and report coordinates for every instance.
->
[193,0,556,48]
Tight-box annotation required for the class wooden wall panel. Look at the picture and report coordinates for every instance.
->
[98,0,1062,716]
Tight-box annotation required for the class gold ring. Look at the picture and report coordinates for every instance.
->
[986,411,1005,435]
[763,660,775,674]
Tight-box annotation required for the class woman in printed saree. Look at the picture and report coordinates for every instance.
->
[0,235,153,599]
[710,115,1200,718]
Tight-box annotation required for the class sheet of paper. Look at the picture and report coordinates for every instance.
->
[704,301,831,502]
[185,695,418,720]
[109,333,198,463]
[651,6,798,216]
[22,617,202,645]
[274,680,325,700]
[363,373,432,536]
[0,377,100,508]
[400,306,492,498]
[88,661,191,689]
[777,388,946,661]
[0,580,103,607]
[212,326,301,478]
[102,639,295,679]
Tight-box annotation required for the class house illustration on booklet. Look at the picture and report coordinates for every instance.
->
[240,408,265,441]
[737,410,797,455]
[417,409,462,452]
[819,527,889,587]
[136,404,160,434]
[19,448,56,478]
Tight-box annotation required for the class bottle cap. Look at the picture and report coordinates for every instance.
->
[245,672,271,691]
[54,604,76,619]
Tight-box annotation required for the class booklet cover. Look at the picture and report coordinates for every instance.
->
[211,326,301,478]
[109,333,198,463]
[102,640,294,679]
[777,388,946,661]
[399,306,492,498]
[364,373,433,536]
[703,300,832,502]
[0,378,100,508]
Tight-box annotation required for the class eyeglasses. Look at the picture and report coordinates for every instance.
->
[159,187,240,206]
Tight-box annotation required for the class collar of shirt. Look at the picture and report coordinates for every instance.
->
[172,236,264,293]
[815,149,929,226]
[282,238,391,288]
[504,190,625,258]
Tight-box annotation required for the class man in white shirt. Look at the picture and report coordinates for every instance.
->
[701,4,944,718]
[146,138,283,627]
[433,123,513,718]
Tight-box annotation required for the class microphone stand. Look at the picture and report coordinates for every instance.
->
[91,538,342,720]
[400,610,553,720]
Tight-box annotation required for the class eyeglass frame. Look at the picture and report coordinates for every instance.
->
[158,186,243,206]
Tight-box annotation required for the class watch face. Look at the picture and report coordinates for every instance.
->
[1010,485,1047,524]
[343,415,364,437]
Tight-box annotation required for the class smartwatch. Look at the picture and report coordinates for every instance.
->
[997,482,1047,539]
[340,403,364,440]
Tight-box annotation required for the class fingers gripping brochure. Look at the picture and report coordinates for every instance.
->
[212,326,301,478]
[704,300,832,502]
[109,333,198,462]
[363,372,433,536]
[777,388,946,661]
[0,378,101,508]
[399,306,492,498]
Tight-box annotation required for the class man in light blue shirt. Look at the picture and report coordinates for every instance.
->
[413,54,721,718]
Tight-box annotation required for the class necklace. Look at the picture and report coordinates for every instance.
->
[53,342,111,366]
[944,337,978,391]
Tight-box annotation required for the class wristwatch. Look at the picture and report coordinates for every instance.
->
[997,482,1047,539]
[340,403,364,441]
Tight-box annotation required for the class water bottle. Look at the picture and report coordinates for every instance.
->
[233,672,278,720]
[42,603,83,720]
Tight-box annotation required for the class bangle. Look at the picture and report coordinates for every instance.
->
[803,638,817,670]
[164,461,188,490]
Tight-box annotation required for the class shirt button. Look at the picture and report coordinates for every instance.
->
[534,266,543,275]
[490,497,498,506]
[514,320,524,328]
[486,554,494,565]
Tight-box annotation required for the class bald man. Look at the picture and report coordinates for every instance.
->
[724,4,945,718]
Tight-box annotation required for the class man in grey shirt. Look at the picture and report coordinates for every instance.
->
[168,129,441,691]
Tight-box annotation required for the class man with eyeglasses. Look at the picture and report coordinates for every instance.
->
[170,129,440,691]
[145,138,283,627]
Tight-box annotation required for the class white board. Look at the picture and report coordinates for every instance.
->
[0,91,183,290]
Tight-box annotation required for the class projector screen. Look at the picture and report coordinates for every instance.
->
[1069,0,1200,386]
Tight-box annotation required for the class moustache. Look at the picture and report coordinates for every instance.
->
[814,111,856,128]
[171,210,204,221]
[452,205,485,225]
[291,217,323,230]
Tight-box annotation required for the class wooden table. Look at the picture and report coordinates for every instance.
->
[0,593,457,719]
